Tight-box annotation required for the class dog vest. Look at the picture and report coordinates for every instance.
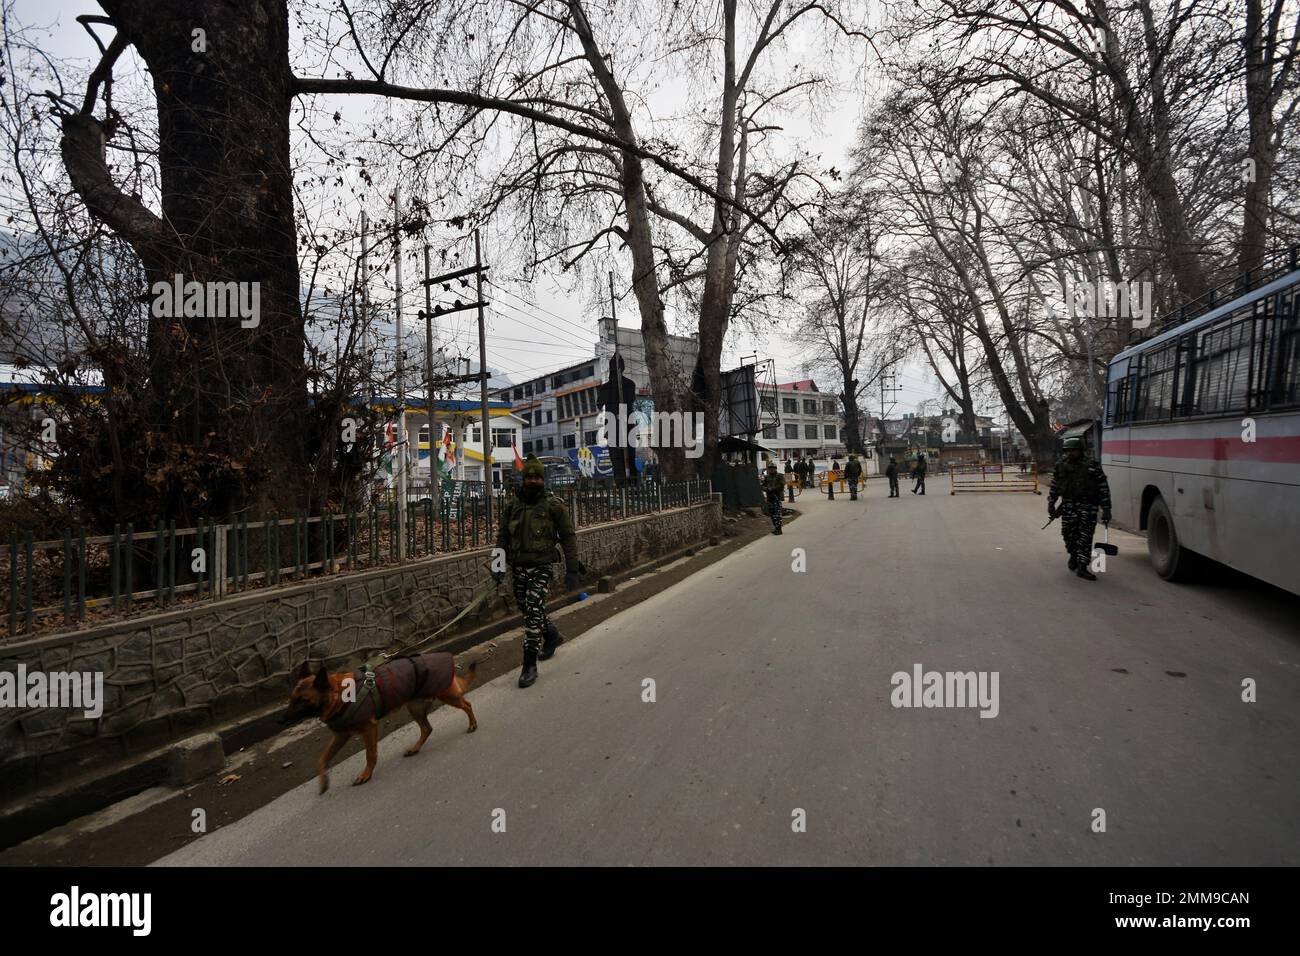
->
[325,652,455,732]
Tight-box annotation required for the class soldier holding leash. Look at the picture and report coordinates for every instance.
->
[492,454,580,687]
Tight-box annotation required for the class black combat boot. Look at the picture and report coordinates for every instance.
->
[1068,555,1078,571]
[773,524,783,535]
[539,621,564,661]
[518,648,539,687]
[1076,566,1097,581]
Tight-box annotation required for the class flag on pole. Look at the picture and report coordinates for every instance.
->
[513,441,524,471]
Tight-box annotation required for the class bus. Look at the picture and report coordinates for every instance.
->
[1101,248,1300,594]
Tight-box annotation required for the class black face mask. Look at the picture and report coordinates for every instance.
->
[521,484,544,502]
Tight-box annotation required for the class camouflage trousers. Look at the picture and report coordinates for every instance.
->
[1059,501,1099,567]
[766,493,783,529]
[511,565,553,652]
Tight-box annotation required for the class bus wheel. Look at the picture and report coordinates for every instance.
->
[1147,496,1196,581]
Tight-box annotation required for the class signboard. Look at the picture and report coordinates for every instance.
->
[720,364,760,438]
[567,444,613,478]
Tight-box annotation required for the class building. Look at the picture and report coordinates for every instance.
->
[757,379,847,461]
[391,399,526,489]
[493,318,700,468]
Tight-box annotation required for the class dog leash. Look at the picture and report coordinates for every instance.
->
[359,559,599,670]
[358,572,503,670]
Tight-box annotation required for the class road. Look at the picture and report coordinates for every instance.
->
[157,476,1300,866]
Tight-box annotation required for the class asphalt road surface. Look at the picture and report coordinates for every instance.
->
[157,477,1300,866]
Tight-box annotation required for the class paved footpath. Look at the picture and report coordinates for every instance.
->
[158,478,1300,866]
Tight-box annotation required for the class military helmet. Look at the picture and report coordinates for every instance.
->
[1063,436,1085,450]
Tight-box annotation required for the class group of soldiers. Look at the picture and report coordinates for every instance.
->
[489,435,1114,689]
[784,455,818,489]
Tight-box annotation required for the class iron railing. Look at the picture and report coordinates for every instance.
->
[0,477,713,642]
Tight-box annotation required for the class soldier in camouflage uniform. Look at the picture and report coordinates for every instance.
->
[1047,436,1112,581]
[844,454,863,500]
[492,454,580,687]
[761,461,786,534]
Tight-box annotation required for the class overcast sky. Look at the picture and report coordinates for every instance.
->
[10,0,942,415]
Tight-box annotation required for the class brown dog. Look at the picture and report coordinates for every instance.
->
[281,652,477,793]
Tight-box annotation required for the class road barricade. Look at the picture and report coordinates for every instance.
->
[949,463,1040,495]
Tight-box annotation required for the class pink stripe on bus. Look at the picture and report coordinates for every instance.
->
[1103,436,1300,463]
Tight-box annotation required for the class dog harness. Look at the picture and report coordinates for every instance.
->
[325,652,456,732]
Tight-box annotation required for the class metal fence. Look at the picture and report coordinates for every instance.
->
[948,464,1040,495]
[0,478,712,642]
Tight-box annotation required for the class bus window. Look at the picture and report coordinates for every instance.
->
[1135,343,1177,422]
[1190,313,1253,415]
[1274,287,1300,407]
[1105,358,1130,426]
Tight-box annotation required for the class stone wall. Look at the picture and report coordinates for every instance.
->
[0,499,719,801]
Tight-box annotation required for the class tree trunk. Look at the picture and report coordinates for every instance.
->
[62,0,308,522]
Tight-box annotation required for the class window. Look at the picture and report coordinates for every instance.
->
[804,424,819,439]
[547,410,554,423]
[581,366,594,378]
[761,396,776,413]
[1135,343,1176,422]
[824,425,837,439]
[523,441,532,454]
[525,383,533,397]
[763,424,777,439]
[513,388,523,400]
[492,428,513,448]
[563,434,576,449]
[584,430,597,445]
[548,437,555,450]
[823,401,836,415]
[803,400,818,415]
[471,426,481,443]
[785,424,799,439]
[1274,285,1300,407]
[783,398,798,414]
[1187,312,1254,416]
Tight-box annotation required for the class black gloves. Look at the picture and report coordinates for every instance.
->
[1101,509,1111,524]
[1047,501,1058,519]
[491,570,505,586]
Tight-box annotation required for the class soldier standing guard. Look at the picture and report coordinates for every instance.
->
[886,456,900,497]
[761,461,786,535]
[492,454,580,687]
[844,454,863,501]
[1047,436,1112,581]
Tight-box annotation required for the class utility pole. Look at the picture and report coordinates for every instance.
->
[420,253,491,499]
[423,243,438,513]
[879,371,900,460]
[360,211,372,410]
[394,185,407,560]
[475,229,493,530]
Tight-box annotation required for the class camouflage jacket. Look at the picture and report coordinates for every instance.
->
[761,471,786,496]
[496,491,579,571]
[1049,456,1112,509]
